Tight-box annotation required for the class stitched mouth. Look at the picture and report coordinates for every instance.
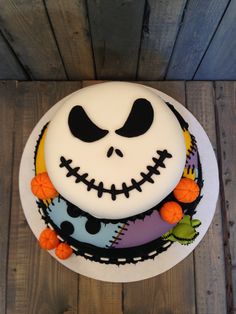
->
[59,149,172,201]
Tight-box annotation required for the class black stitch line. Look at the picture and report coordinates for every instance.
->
[131,179,142,192]
[97,182,104,198]
[59,149,172,200]
[147,165,160,175]
[110,184,116,201]
[87,179,95,191]
[122,182,129,198]
[107,223,128,248]
[140,172,154,183]
[115,231,125,236]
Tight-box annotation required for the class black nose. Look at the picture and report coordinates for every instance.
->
[106,146,123,158]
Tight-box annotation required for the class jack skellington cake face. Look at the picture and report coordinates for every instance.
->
[44,82,186,219]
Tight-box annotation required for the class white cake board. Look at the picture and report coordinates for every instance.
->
[19,86,219,283]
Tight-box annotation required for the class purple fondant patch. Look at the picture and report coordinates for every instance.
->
[111,210,175,248]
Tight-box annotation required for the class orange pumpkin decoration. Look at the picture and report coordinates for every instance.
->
[39,228,59,250]
[55,243,73,260]
[160,201,183,224]
[31,172,58,199]
[174,178,200,203]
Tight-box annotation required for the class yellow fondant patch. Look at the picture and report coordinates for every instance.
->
[35,127,48,175]
[183,129,192,156]
[35,125,52,205]
[183,167,196,180]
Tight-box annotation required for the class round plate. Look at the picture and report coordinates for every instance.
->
[19,85,219,282]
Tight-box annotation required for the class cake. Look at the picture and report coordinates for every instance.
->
[30,82,203,264]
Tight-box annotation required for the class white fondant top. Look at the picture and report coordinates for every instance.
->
[44,82,186,219]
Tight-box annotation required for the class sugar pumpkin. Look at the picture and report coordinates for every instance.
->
[160,201,183,224]
[174,178,200,203]
[39,228,59,250]
[31,172,58,200]
[55,243,73,260]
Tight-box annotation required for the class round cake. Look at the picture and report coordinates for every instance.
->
[29,82,203,265]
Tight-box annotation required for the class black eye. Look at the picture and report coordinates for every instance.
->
[115,98,154,137]
[68,106,108,142]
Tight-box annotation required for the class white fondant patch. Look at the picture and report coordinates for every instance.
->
[44,82,186,219]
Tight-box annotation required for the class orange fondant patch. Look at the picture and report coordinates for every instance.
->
[31,172,58,200]
[174,178,200,203]
[39,228,59,250]
[55,243,73,260]
[160,201,183,224]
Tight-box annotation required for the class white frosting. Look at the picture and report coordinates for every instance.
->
[44,82,186,219]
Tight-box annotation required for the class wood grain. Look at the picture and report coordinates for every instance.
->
[215,81,236,313]
[186,81,227,314]
[45,0,95,80]
[0,0,66,80]
[7,82,81,314]
[233,268,236,312]
[0,81,16,314]
[123,81,196,314]
[0,34,27,80]
[215,81,236,264]
[195,2,236,80]
[78,277,123,314]
[87,0,145,79]
[166,0,229,80]
[137,0,186,80]
[124,255,195,314]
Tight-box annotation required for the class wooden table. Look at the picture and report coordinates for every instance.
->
[0,81,235,314]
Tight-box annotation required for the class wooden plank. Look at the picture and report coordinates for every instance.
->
[195,2,236,80]
[137,0,187,80]
[137,81,186,104]
[45,0,95,80]
[0,1,66,80]
[233,268,236,312]
[0,34,27,80]
[215,81,236,313]
[0,81,16,314]
[124,81,196,314]
[78,80,122,314]
[166,0,229,80]
[7,82,81,313]
[87,0,145,79]
[124,255,195,314]
[78,277,123,314]
[215,82,236,265]
[186,81,227,314]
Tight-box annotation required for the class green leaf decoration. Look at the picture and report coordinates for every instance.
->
[163,234,177,242]
[172,223,196,240]
[179,215,191,225]
[191,219,201,228]
[161,215,201,245]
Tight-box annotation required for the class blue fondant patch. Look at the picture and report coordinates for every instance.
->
[46,197,121,248]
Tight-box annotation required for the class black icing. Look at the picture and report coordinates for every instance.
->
[106,146,114,158]
[60,221,74,235]
[68,105,108,142]
[115,98,154,137]
[115,148,123,157]
[85,219,101,234]
[67,203,81,217]
[166,102,189,130]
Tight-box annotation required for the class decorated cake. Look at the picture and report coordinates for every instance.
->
[30,82,203,265]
